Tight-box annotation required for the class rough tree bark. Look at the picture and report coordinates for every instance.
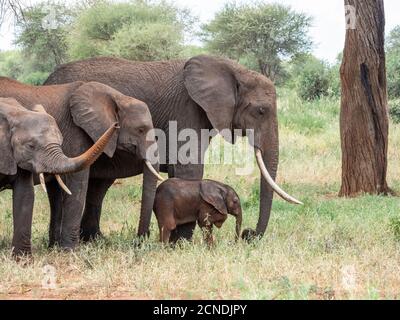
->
[339,0,391,197]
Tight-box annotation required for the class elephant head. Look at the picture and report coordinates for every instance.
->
[69,82,162,180]
[184,55,302,239]
[0,98,118,191]
[199,180,242,240]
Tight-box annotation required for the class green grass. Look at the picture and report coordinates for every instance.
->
[1,89,400,299]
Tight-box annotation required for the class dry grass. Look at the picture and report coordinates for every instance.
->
[1,91,400,300]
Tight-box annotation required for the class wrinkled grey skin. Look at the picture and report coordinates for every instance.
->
[45,54,279,241]
[154,178,242,245]
[0,78,159,250]
[0,98,112,256]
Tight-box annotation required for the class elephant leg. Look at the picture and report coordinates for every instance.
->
[201,225,214,247]
[11,170,34,257]
[47,178,63,248]
[169,163,204,242]
[160,226,172,244]
[169,222,196,243]
[80,178,115,242]
[58,170,90,250]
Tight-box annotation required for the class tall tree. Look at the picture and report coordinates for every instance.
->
[340,0,390,196]
[202,2,312,81]
[14,1,74,70]
[68,0,192,61]
[0,0,24,27]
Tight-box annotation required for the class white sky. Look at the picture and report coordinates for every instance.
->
[1,0,399,63]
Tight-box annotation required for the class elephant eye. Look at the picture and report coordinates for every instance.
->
[137,127,145,134]
[258,107,266,115]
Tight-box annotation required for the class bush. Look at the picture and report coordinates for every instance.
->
[20,71,50,85]
[389,216,400,241]
[387,51,400,99]
[0,50,24,79]
[298,61,330,101]
[389,99,400,123]
[286,55,337,101]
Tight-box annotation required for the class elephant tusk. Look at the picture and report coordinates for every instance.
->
[144,160,164,181]
[39,173,47,193]
[255,149,303,205]
[55,175,72,195]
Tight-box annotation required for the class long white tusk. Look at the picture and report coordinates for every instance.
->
[144,160,164,181]
[55,175,72,195]
[39,173,47,193]
[255,149,303,205]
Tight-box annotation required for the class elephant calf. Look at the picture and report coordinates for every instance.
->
[153,178,242,245]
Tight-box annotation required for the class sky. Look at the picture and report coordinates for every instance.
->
[1,0,399,63]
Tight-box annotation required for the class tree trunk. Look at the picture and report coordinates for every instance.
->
[339,0,390,197]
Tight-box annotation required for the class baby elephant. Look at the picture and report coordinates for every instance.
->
[154,178,242,245]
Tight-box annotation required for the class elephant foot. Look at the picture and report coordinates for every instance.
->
[12,248,33,264]
[48,238,60,249]
[133,232,151,249]
[241,228,259,242]
[80,228,104,243]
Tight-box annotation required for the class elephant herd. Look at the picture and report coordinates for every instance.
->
[0,54,302,258]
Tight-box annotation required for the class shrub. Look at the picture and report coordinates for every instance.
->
[389,216,400,241]
[297,60,330,101]
[285,54,339,101]
[20,71,50,85]
[389,99,400,123]
[0,50,24,79]
[387,51,400,99]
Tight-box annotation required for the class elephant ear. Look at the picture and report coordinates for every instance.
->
[0,101,18,175]
[200,180,228,216]
[70,82,120,157]
[184,55,238,133]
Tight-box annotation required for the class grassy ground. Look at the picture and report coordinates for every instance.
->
[1,90,400,299]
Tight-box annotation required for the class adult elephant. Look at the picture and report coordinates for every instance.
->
[0,98,116,256]
[45,55,302,241]
[0,77,161,249]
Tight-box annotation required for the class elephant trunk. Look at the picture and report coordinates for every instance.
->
[42,123,118,174]
[137,160,160,238]
[253,147,278,239]
[234,208,242,241]
[244,124,301,240]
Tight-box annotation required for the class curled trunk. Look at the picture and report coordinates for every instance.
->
[42,124,118,174]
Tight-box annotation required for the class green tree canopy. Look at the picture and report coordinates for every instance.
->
[68,0,192,61]
[386,25,400,99]
[202,2,312,81]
